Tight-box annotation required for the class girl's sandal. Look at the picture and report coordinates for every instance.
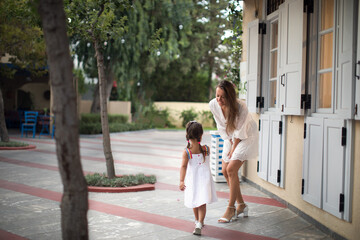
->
[236,203,249,218]
[218,206,237,223]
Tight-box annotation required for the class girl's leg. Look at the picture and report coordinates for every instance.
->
[193,207,199,222]
[219,160,244,222]
[198,204,206,225]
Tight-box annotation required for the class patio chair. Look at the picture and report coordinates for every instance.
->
[51,115,55,139]
[39,115,51,138]
[21,111,38,138]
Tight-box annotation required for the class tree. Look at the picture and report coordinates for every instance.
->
[65,0,129,179]
[37,0,88,239]
[0,0,47,142]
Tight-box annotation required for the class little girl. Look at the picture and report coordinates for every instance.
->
[179,121,218,236]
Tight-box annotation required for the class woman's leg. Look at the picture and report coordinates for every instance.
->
[218,160,244,222]
[198,204,206,225]
[222,160,229,184]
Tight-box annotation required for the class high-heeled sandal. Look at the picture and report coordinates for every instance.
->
[236,203,249,218]
[218,206,237,223]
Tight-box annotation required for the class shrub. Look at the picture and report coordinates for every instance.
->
[79,113,150,134]
[180,108,198,127]
[85,173,157,187]
[81,113,128,124]
[136,104,174,128]
[200,110,216,128]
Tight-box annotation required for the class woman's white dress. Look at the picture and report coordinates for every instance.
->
[184,149,218,208]
[209,98,259,162]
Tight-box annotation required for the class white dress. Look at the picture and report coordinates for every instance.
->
[209,98,259,162]
[184,147,218,208]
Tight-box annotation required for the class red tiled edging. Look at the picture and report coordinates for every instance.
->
[0,145,36,150]
[88,183,155,193]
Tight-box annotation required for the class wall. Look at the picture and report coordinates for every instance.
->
[79,100,132,122]
[20,83,50,111]
[154,102,214,128]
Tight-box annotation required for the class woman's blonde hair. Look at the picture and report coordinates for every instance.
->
[217,80,239,135]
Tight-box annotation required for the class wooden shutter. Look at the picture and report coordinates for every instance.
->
[302,117,323,208]
[246,19,262,113]
[322,119,346,218]
[278,0,306,115]
[355,1,360,120]
[258,114,270,180]
[267,114,283,186]
[335,0,357,118]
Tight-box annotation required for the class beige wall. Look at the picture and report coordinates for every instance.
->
[79,100,132,122]
[154,102,213,128]
[20,83,50,111]
[242,1,360,239]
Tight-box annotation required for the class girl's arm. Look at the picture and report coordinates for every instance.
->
[179,150,189,191]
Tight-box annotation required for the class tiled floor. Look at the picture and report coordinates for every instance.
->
[0,130,333,239]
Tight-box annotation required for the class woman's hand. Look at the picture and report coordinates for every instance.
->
[179,181,186,191]
[227,138,241,160]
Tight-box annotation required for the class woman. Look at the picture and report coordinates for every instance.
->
[209,80,258,223]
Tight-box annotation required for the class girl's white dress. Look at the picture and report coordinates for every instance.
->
[184,148,218,208]
[209,98,259,162]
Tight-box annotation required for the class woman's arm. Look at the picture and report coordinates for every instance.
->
[179,150,189,191]
[228,138,241,159]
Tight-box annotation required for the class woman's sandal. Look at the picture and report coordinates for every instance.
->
[218,206,237,223]
[236,203,249,218]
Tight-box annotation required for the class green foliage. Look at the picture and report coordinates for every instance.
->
[85,173,156,187]
[200,110,216,128]
[180,108,198,128]
[136,104,175,128]
[0,0,47,78]
[81,113,128,124]
[0,141,28,147]
[222,1,243,91]
[79,113,147,134]
[73,68,87,95]
[79,122,150,134]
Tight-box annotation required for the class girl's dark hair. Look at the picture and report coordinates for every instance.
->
[185,121,205,160]
[217,80,239,134]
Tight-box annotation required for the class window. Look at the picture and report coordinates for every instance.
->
[269,20,279,109]
[317,0,334,111]
[267,0,285,15]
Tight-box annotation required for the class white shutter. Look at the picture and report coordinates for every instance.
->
[278,0,305,115]
[335,0,356,118]
[355,1,360,120]
[267,114,283,186]
[258,114,269,180]
[246,19,261,113]
[322,119,346,218]
[302,117,323,208]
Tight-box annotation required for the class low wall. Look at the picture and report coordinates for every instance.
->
[154,101,213,128]
[80,100,132,122]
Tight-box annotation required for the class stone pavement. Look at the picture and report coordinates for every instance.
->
[0,129,334,239]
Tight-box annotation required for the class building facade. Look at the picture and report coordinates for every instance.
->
[241,0,360,239]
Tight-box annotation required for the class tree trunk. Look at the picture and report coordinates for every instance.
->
[90,67,114,114]
[0,87,9,142]
[93,39,116,179]
[37,1,88,239]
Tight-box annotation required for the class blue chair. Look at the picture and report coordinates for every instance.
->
[51,116,55,139]
[39,115,51,138]
[21,111,38,138]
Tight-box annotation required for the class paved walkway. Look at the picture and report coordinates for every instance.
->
[0,130,333,239]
